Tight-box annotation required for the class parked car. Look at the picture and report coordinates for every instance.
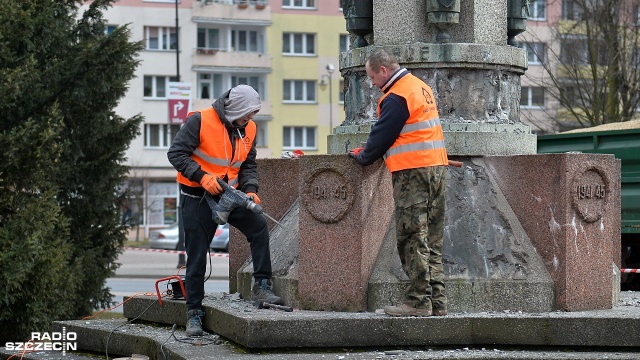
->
[149,222,229,252]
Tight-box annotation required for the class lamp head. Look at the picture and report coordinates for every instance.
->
[326,63,335,74]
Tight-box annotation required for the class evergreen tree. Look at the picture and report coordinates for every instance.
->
[0,0,143,340]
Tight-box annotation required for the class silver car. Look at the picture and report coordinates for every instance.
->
[149,222,229,252]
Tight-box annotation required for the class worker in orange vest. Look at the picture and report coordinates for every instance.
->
[350,49,449,317]
[168,85,281,336]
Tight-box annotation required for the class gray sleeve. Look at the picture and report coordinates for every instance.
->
[167,112,207,183]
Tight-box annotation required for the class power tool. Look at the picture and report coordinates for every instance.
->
[204,178,282,226]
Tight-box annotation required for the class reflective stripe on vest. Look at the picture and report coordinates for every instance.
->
[176,108,256,188]
[379,73,448,172]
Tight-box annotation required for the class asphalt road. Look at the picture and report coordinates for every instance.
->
[104,247,231,313]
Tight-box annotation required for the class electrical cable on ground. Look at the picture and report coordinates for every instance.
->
[105,297,160,360]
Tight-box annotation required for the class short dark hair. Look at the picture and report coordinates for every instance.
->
[366,49,399,72]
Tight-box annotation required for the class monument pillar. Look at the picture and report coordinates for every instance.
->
[329,0,535,156]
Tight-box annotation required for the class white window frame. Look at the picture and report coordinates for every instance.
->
[283,80,316,103]
[528,0,546,20]
[282,0,316,10]
[147,182,178,226]
[521,42,546,65]
[283,126,317,150]
[197,73,224,100]
[144,26,177,51]
[255,121,268,148]
[231,29,260,52]
[144,123,182,148]
[339,34,350,53]
[521,86,545,109]
[282,33,316,56]
[197,27,221,51]
[144,75,178,99]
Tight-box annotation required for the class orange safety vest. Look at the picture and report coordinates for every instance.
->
[176,107,256,189]
[379,73,448,172]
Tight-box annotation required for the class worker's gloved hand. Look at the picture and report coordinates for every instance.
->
[349,147,364,159]
[247,192,261,205]
[200,174,223,195]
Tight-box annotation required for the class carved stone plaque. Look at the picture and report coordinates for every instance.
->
[302,169,355,223]
[571,167,608,223]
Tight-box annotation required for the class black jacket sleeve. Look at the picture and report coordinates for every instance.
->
[167,112,207,184]
[238,136,258,194]
[355,93,409,166]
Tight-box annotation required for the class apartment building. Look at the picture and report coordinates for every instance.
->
[518,0,640,134]
[97,0,346,237]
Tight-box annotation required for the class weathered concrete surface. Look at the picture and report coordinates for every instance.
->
[368,157,554,312]
[9,293,640,359]
[115,293,640,350]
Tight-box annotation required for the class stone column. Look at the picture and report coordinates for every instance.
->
[329,0,535,156]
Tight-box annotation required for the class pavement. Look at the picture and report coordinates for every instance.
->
[114,246,230,280]
[3,248,640,360]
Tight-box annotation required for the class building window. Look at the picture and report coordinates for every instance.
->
[232,76,261,95]
[560,37,608,66]
[283,126,316,149]
[528,0,546,20]
[562,0,592,21]
[144,26,177,50]
[521,42,546,65]
[197,27,220,50]
[282,0,316,9]
[144,124,182,148]
[520,87,545,108]
[255,121,267,148]
[144,76,179,98]
[147,182,178,226]
[106,25,117,35]
[231,29,260,52]
[282,33,316,55]
[339,80,345,103]
[283,80,316,102]
[339,34,350,53]
[197,73,224,100]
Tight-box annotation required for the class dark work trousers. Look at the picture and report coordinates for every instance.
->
[180,192,273,311]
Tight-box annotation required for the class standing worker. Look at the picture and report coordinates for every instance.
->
[349,49,449,317]
[168,84,282,336]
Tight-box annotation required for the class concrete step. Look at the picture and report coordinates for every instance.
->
[4,292,638,360]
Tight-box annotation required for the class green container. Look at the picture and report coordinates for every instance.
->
[538,129,640,234]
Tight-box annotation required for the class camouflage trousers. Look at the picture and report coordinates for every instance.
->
[392,165,447,311]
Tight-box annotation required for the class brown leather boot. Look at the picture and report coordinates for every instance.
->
[383,304,432,317]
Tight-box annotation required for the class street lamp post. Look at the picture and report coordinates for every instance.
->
[321,64,335,131]
[175,0,180,81]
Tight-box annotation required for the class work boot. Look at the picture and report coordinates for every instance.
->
[432,305,447,316]
[383,303,432,317]
[186,309,204,336]
[252,278,282,305]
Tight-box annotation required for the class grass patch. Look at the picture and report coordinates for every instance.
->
[124,238,149,248]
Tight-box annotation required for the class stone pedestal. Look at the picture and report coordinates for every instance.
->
[485,154,621,311]
[236,155,393,311]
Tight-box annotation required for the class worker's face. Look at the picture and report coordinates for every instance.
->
[233,110,257,127]
[365,61,389,89]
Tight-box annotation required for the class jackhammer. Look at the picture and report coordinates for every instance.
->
[204,178,282,227]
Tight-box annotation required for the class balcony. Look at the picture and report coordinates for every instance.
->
[193,0,271,24]
[192,48,272,69]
